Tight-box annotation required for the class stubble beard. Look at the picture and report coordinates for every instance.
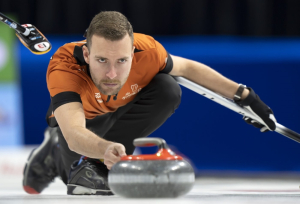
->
[91,75,129,96]
[95,82,121,95]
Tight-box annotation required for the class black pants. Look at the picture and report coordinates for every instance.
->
[53,73,181,184]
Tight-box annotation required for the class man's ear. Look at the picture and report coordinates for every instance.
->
[82,45,90,64]
[131,46,135,58]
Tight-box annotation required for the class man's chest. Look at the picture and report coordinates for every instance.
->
[81,63,160,118]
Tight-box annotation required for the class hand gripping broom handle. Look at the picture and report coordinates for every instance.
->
[174,76,300,143]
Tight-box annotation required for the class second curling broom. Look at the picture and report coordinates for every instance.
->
[0,12,51,55]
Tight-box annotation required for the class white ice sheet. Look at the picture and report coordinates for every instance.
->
[1,147,300,204]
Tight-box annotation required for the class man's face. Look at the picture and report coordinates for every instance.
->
[83,34,134,95]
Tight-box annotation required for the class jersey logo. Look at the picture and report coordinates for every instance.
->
[122,84,142,100]
[95,93,103,103]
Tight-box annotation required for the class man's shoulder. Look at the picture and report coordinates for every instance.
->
[133,33,157,51]
[47,40,88,81]
[55,40,87,59]
[49,40,87,68]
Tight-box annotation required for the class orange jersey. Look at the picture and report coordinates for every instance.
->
[46,33,173,125]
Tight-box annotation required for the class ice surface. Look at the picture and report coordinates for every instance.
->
[1,147,300,204]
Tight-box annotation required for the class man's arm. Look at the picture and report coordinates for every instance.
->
[169,55,249,100]
[168,55,276,132]
[54,102,126,169]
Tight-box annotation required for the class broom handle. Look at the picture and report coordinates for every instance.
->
[174,76,300,143]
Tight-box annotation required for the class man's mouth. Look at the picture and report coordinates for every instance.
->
[103,83,118,88]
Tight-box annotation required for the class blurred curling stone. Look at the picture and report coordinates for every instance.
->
[108,138,195,198]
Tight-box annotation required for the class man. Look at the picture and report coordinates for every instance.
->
[22,11,276,195]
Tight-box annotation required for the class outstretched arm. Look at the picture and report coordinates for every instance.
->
[169,55,249,100]
[54,102,126,169]
[169,55,276,132]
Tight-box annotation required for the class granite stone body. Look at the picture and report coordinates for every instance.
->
[108,160,195,198]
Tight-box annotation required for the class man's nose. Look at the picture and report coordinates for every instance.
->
[106,66,117,79]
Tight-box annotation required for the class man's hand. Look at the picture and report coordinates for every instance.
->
[235,88,277,132]
[103,143,127,170]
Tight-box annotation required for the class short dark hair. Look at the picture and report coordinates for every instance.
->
[86,11,134,50]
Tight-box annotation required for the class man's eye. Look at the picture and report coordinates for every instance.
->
[119,59,127,63]
[99,59,106,63]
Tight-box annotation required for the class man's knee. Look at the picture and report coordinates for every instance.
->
[149,73,182,108]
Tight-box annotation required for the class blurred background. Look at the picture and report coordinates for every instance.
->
[1,0,300,177]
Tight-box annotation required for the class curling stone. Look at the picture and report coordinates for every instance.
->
[108,138,195,198]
